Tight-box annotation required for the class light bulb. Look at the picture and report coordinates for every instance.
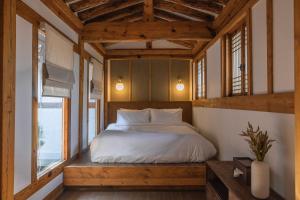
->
[176,80,184,91]
[115,80,124,91]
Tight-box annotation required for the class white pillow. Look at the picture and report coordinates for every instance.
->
[150,108,183,123]
[116,109,150,125]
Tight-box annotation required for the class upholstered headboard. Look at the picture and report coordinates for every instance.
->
[106,101,192,127]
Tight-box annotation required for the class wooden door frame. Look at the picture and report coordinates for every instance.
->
[295,0,300,198]
[0,0,16,199]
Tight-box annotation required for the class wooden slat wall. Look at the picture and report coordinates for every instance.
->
[0,0,16,199]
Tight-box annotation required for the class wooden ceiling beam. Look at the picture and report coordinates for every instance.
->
[144,0,154,49]
[154,1,214,22]
[212,0,249,31]
[78,0,143,22]
[69,0,110,12]
[164,0,223,14]
[82,21,213,42]
[106,49,193,59]
[41,0,83,32]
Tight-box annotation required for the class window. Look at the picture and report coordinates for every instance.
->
[88,62,97,143]
[229,23,248,95]
[197,55,206,99]
[37,30,65,175]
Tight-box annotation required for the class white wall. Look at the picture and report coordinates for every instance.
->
[82,59,88,150]
[14,15,33,194]
[207,39,221,98]
[192,0,295,199]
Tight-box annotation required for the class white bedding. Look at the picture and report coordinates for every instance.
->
[90,122,217,163]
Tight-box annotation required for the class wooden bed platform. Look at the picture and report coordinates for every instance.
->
[64,151,206,188]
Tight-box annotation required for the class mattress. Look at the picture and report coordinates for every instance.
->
[90,122,217,163]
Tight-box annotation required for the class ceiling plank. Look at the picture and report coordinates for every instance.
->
[168,40,195,49]
[70,0,110,12]
[41,0,83,32]
[165,0,223,14]
[114,12,144,22]
[106,49,193,59]
[154,1,214,22]
[78,0,143,22]
[213,0,248,31]
[85,5,143,23]
[82,21,213,42]
[154,9,189,21]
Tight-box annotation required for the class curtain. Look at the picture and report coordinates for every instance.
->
[89,58,103,99]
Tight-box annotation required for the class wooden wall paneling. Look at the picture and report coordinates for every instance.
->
[0,0,16,199]
[246,8,253,96]
[31,24,38,183]
[267,0,274,94]
[131,59,150,101]
[192,92,294,114]
[129,60,133,101]
[149,60,152,101]
[78,38,84,157]
[221,36,227,97]
[295,0,300,198]
[110,60,130,101]
[170,60,190,101]
[169,59,171,101]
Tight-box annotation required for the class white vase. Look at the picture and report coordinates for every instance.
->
[251,160,270,199]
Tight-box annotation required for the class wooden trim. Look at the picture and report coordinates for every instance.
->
[204,54,207,99]
[31,24,39,183]
[0,0,16,199]
[14,162,65,200]
[40,0,83,32]
[78,38,84,157]
[43,183,64,200]
[241,25,246,95]
[267,0,274,94]
[221,35,227,97]
[104,59,109,128]
[246,8,253,96]
[295,0,300,198]
[227,34,233,96]
[63,99,71,160]
[192,92,294,114]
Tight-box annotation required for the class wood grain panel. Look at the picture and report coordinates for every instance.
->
[106,101,192,126]
[110,60,130,101]
[170,60,190,101]
[192,92,294,114]
[151,59,169,101]
[64,163,205,187]
[131,59,150,101]
[0,0,16,199]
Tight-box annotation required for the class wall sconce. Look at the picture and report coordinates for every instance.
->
[115,78,124,91]
[176,79,184,91]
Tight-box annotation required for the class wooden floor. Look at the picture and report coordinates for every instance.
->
[58,190,206,200]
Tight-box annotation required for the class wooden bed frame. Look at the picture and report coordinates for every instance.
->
[64,101,206,188]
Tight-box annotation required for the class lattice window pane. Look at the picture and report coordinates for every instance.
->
[197,57,205,98]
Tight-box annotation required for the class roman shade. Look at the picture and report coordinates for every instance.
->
[89,58,103,99]
[42,23,74,98]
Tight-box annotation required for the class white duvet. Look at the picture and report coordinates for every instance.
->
[90,122,217,163]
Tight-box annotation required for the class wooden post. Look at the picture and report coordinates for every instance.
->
[78,37,84,157]
[0,0,16,199]
[267,0,274,94]
[104,58,108,128]
[295,0,300,198]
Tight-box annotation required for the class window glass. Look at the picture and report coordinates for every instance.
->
[197,57,206,98]
[37,31,64,175]
[88,62,96,143]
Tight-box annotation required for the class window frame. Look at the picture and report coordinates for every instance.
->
[195,54,207,99]
[224,18,252,97]
[33,28,71,180]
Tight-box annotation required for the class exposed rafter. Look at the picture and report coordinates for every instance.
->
[154,9,189,21]
[82,21,213,42]
[164,0,223,14]
[78,0,144,22]
[154,1,214,22]
[70,0,111,12]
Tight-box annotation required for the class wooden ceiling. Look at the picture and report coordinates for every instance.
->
[62,0,230,54]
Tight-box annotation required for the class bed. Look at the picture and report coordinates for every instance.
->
[64,101,216,188]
